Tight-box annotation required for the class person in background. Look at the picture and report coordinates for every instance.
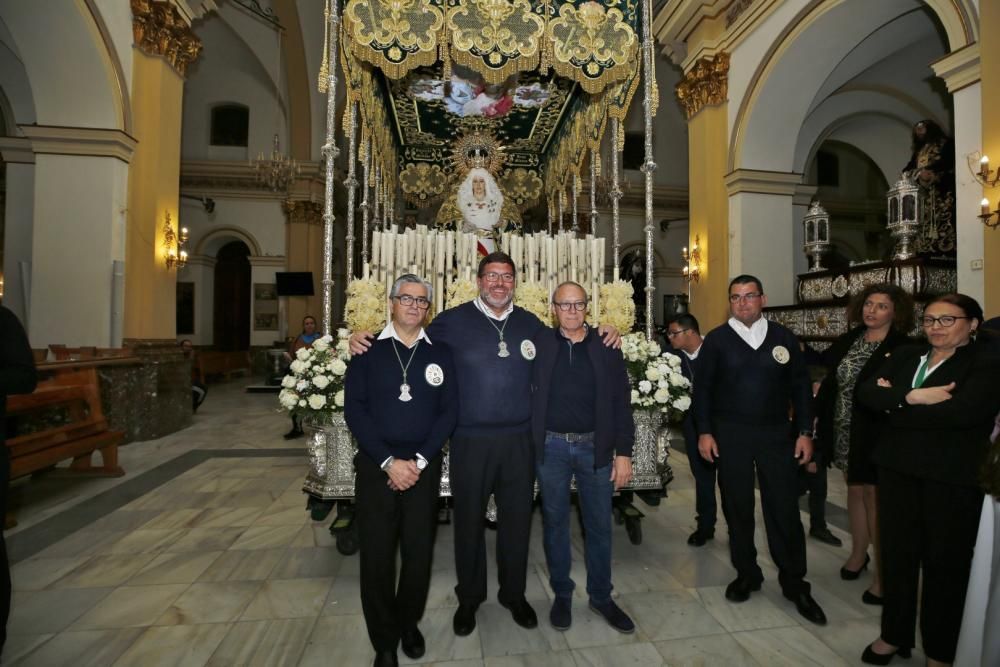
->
[531,282,635,633]
[814,284,913,605]
[856,293,1000,666]
[798,338,841,549]
[0,306,38,654]
[284,315,321,439]
[666,314,716,547]
[180,339,207,413]
[344,274,457,667]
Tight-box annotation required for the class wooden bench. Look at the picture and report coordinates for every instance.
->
[194,350,252,383]
[6,367,125,525]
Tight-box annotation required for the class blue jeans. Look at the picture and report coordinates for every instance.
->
[536,433,614,604]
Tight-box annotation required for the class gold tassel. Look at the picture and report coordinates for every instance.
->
[440,26,452,80]
[318,0,331,93]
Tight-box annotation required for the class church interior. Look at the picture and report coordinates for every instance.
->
[0,0,997,664]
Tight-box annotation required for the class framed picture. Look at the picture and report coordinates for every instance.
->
[254,282,279,331]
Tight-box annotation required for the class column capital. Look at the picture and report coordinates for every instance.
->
[19,125,138,163]
[675,52,730,120]
[724,168,803,196]
[283,199,324,226]
[931,43,980,94]
[131,0,203,77]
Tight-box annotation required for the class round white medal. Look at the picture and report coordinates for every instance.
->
[520,339,536,360]
[424,363,444,386]
[772,345,790,364]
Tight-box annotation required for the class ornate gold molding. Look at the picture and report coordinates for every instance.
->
[674,52,729,120]
[131,0,203,76]
[284,200,324,226]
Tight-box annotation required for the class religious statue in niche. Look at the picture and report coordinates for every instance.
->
[409,66,550,118]
[435,167,522,254]
[901,119,956,255]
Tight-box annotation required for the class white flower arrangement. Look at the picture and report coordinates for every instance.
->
[278,330,353,422]
[598,280,636,333]
[514,281,554,325]
[446,279,480,310]
[621,332,692,421]
[344,278,387,334]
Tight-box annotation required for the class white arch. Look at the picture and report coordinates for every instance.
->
[196,226,264,258]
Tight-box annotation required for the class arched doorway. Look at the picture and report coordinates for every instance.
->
[213,240,251,350]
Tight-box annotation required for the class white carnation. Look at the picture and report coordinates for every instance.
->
[668,372,687,387]
[667,354,682,368]
[654,387,671,403]
[645,340,661,357]
[312,375,330,389]
[280,375,296,388]
[330,358,347,376]
[638,380,652,394]
[298,399,307,407]
[307,394,327,409]
[278,389,298,408]
[630,389,640,403]
[295,347,311,360]
[312,336,331,351]
[289,359,306,374]
[645,368,661,382]
[334,390,345,407]
[673,395,692,411]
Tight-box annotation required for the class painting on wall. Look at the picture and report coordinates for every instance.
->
[254,283,279,331]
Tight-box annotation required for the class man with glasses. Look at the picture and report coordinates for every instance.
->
[693,275,827,625]
[345,274,458,667]
[666,314,716,547]
[530,282,635,633]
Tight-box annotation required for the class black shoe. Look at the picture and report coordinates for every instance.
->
[550,597,572,631]
[453,604,478,636]
[861,642,912,665]
[809,527,843,547]
[499,598,538,629]
[840,553,871,580]
[400,627,425,659]
[724,576,762,602]
[687,529,714,547]
[373,649,398,667]
[862,590,884,606]
[283,428,304,440]
[589,599,635,634]
[785,591,827,625]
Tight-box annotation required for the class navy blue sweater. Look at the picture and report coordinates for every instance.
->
[427,301,544,436]
[693,321,812,434]
[344,336,458,465]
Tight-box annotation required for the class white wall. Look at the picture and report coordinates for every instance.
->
[2,161,35,325]
[728,192,797,306]
[623,54,690,187]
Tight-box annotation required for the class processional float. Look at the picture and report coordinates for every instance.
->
[301,0,670,553]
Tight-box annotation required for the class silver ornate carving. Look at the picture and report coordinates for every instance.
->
[610,117,622,279]
[344,101,358,279]
[797,276,834,303]
[589,149,599,237]
[572,173,580,234]
[802,201,831,272]
[640,0,656,340]
[887,178,921,260]
[361,143,371,262]
[319,0,340,333]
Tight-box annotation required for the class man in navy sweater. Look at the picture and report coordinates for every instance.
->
[694,275,827,626]
[345,275,458,667]
[530,282,635,633]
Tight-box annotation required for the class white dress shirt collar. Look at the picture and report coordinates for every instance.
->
[377,320,432,348]
[474,296,514,321]
[683,343,703,361]
[728,316,768,350]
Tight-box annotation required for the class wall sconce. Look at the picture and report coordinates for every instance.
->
[681,235,702,283]
[979,197,1000,229]
[966,152,1000,230]
[163,211,189,269]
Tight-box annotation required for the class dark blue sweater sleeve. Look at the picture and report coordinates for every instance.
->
[693,332,719,436]
[609,347,635,456]
[343,350,392,465]
[787,330,814,432]
[418,346,458,461]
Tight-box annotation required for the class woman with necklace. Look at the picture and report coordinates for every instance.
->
[856,293,1000,666]
[814,284,913,602]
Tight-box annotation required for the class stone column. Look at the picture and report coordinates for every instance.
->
[284,199,325,334]
[677,53,731,329]
[984,4,1000,316]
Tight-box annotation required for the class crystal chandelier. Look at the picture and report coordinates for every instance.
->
[253,25,298,191]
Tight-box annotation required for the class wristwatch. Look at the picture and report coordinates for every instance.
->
[415,456,428,471]
[380,456,394,472]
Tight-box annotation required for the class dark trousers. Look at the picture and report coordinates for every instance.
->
[683,420,717,533]
[801,450,828,531]
[356,452,442,652]
[715,421,809,596]
[878,467,983,662]
[450,430,534,607]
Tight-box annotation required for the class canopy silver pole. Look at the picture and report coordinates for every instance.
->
[320,0,340,334]
[640,0,657,340]
[344,101,358,280]
[610,118,622,280]
[589,149,599,236]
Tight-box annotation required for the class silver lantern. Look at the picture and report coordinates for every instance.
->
[802,201,831,271]
[886,178,921,260]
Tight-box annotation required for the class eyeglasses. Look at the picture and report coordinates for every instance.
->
[729,292,763,303]
[921,315,971,328]
[553,301,587,312]
[393,295,430,310]
[666,329,689,338]
[480,272,515,283]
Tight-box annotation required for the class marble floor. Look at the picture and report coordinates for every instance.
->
[3,381,903,666]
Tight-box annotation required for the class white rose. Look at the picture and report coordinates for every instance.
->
[298,399,307,407]
[334,390,345,407]
[289,359,306,374]
[312,375,330,389]
[307,394,327,409]
[312,335,332,351]
[673,395,692,411]
[278,389,298,408]
[654,387,671,403]
[638,380,652,394]
[630,389,640,403]
[280,375,296,388]
[336,339,350,354]
[330,359,348,376]
[668,372,687,387]
[667,354,681,368]
[645,340,661,356]
[295,347,311,360]
[645,368,661,382]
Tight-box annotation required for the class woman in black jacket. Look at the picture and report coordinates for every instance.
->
[814,284,912,603]
[856,293,1000,665]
